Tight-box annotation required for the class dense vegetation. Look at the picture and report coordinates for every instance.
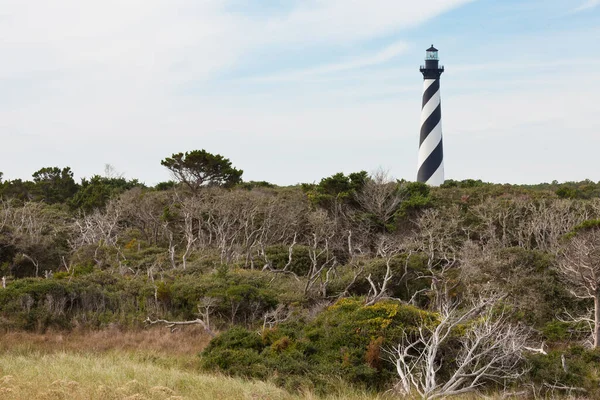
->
[2,153,600,398]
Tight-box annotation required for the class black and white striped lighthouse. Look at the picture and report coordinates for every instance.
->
[417,45,445,186]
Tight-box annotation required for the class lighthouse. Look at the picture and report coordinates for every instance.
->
[417,45,445,186]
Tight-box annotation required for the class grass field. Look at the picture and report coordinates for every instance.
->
[0,330,385,400]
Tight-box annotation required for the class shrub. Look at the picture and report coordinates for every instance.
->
[528,347,600,396]
[541,321,574,342]
[200,298,436,392]
[264,245,313,275]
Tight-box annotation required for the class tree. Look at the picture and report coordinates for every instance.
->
[145,297,217,337]
[3,201,71,277]
[411,206,463,311]
[460,242,570,327]
[303,208,341,297]
[302,171,367,210]
[70,198,125,269]
[558,220,600,347]
[396,181,432,217]
[364,235,407,305]
[355,169,403,232]
[389,294,530,399]
[69,175,143,212]
[32,166,78,204]
[0,179,35,201]
[161,150,243,192]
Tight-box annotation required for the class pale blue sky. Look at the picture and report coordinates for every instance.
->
[0,0,599,185]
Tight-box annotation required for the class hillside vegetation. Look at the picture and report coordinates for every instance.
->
[3,152,600,398]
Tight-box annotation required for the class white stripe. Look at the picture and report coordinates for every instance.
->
[420,90,440,123]
[417,121,442,168]
[426,163,445,187]
[423,79,436,92]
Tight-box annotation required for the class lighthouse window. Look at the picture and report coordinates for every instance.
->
[426,51,438,60]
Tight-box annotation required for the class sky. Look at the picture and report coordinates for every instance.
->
[0,0,599,186]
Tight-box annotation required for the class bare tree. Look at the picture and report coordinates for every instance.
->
[524,199,588,252]
[20,253,40,278]
[262,304,293,330]
[470,197,589,252]
[557,308,596,346]
[2,201,71,277]
[9,202,49,245]
[145,297,218,337]
[336,229,369,298]
[166,229,177,269]
[116,188,171,246]
[411,206,463,311]
[104,163,124,179]
[180,204,197,270]
[355,169,403,232]
[70,200,125,269]
[557,221,600,347]
[0,198,13,232]
[304,209,339,297]
[261,233,300,280]
[388,294,530,399]
[70,201,122,250]
[176,188,304,268]
[470,197,532,248]
[364,235,407,306]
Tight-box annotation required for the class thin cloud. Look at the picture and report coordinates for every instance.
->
[261,0,477,45]
[573,0,600,12]
[451,58,600,73]
[246,41,409,83]
[0,1,476,85]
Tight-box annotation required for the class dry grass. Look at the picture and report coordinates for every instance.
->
[0,351,384,400]
[0,329,509,400]
[0,329,385,400]
[0,327,212,356]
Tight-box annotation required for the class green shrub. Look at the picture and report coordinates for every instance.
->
[347,253,430,304]
[201,298,436,392]
[528,347,600,395]
[397,181,432,217]
[264,245,313,275]
[205,327,264,352]
[542,321,573,341]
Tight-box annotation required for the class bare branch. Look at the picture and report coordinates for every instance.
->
[388,294,532,399]
[144,316,215,337]
[557,226,600,347]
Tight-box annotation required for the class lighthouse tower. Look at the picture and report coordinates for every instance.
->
[417,45,445,186]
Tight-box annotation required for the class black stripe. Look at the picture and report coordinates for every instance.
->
[417,139,443,183]
[421,79,439,108]
[419,103,441,145]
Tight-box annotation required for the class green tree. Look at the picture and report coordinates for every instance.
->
[302,171,368,209]
[161,150,243,192]
[31,167,78,204]
[70,175,143,212]
[0,179,35,202]
[154,180,176,191]
[396,181,432,217]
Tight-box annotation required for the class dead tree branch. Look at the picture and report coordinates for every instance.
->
[387,294,531,399]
